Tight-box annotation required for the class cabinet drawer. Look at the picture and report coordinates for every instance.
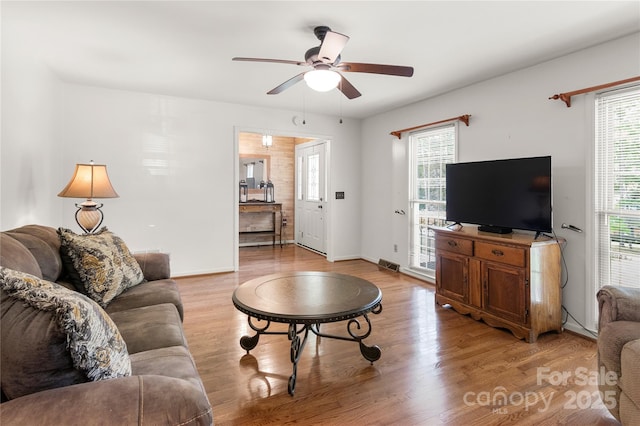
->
[436,236,473,256]
[475,242,526,267]
[239,204,280,213]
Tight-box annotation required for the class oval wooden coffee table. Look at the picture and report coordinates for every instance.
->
[232,271,383,395]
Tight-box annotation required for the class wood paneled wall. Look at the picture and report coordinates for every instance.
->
[239,133,312,245]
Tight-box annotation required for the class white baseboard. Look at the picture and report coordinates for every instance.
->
[399,267,434,284]
[562,319,598,340]
[172,266,234,277]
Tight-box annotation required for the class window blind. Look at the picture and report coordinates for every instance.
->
[594,85,640,289]
[409,124,456,276]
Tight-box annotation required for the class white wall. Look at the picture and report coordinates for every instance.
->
[1,12,64,228]
[361,32,640,334]
[1,80,362,276]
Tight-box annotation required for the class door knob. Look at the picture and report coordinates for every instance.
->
[318,205,323,209]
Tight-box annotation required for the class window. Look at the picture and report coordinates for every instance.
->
[593,85,640,323]
[409,124,457,277]
[296,155,303,201]
[307,153,320,201]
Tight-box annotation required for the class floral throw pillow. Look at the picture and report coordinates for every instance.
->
[58,227,145,307]
[0,267,132,381]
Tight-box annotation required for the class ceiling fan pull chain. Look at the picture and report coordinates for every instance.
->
[302,91,306,125]
[339,81,343,124]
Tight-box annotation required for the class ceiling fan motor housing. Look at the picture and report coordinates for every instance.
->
[313,26,331,41]
[305,46,341,67]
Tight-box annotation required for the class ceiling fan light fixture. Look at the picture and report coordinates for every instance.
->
[304,69,341,92]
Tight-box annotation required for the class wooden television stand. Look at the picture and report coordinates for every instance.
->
[433,225,564,343]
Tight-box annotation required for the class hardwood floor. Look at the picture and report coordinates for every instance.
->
[176,245,618,425]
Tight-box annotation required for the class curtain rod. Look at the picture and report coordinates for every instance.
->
[549,76,640,107]
[390,114,471,139]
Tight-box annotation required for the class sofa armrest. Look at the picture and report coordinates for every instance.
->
[134,252,171,281]
[0,375,212,425]
[597,285,640,332]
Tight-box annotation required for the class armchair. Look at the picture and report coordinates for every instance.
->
[597,285,640,425]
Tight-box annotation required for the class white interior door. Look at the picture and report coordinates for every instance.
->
[295,141,326,254]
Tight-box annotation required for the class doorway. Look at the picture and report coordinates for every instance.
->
[235,130,330,270]
[295,140,328,254]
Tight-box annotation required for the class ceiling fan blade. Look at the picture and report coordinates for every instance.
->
[318,31,349,64]
[267,73,306,95]
[338,75,361,99]
[233,57,305,66]
[338,62,414,77]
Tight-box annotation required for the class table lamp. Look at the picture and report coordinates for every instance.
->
[58,161,119,234]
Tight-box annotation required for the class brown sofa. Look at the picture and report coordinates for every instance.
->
[0,225,213,425]
[597,285,640,425]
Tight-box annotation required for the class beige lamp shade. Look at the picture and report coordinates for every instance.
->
[58,163,119,199]
[58,162,118,234]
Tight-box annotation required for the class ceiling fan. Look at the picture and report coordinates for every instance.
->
[233,26,414,99]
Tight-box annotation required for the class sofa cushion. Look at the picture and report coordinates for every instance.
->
[110,303,187,354]
[133,252,171,281]
[130,345,206,392]
[0,267,131,399]
[620,339,640,424]
[1,287,84,399]
[598,320,640,375]
[58,227,145,307]
[105,279,184,321]
[5,225,63,282]
[129,345,212,422]
[0,233,42,278]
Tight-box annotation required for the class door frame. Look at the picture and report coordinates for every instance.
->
[233,126,333,271]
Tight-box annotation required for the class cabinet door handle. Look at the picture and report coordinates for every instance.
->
[448,240,458,247]
[491,249,504,257]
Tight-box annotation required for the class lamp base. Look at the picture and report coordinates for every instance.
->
[75,201,104,234]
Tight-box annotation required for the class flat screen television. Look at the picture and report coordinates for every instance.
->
[445,156,552,235]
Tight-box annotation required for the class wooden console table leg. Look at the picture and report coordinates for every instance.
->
[279,210,283,247]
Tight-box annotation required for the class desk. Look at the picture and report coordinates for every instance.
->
[239,202,282,247]
[232,271,383,395]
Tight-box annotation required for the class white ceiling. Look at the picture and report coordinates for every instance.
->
[5,1,640,119]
